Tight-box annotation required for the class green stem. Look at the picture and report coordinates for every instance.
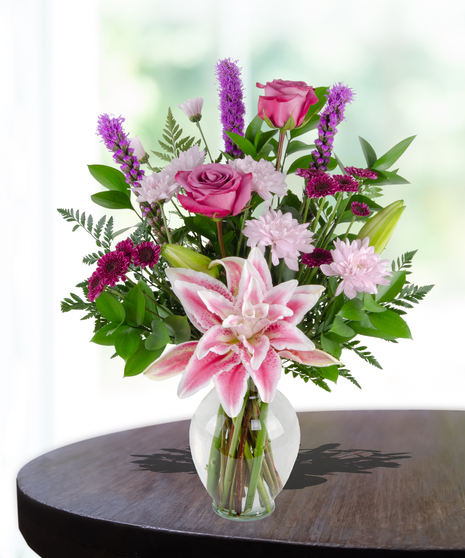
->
[236,208,249,257]
[196,122,213,163]
[158,202,172,244]
[311,197,325,233]
[243,441,272,512]
[277,259,285,284]
[244,402,269,512]
[344,215,356,241]
[302,196,312,224]
[275,130,286,172]
[216,219,226,258]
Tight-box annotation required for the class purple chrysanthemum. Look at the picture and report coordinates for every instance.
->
[115,238,135,261]
[97,114,145,188]
[306,173,339,198]
[333,174,359,193]
[133,241,161,268]
[351,201,371,217]
[308,83,354,171]
[215,59,246,158]
[302,248,333,268]
[345,166,378,180]
[96,251,130,287]
[87,270,106,302]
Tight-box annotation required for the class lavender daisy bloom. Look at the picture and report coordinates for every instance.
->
[308,83,354,171]
[97,114,145,188]
[216,59,246,158]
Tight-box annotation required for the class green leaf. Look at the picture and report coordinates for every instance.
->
[286,140,314,156]
[348,316,398,341]
[372,136,416,171]
[330,316,355,338]
[320,365,339,383]
[245,114,263,144]
[338,299,366,321]
[184,215,217,243]
[256,129,279,154]
[91,191,133,210]
[138,280,159,327]
[123,285,146,326]
[369,310,412,339]
[145,319,171,350]
[280,190,301,211]
[163,315,191,344]
[88,165,129,194]
[290,113,320,139]
[363,293,386,313]
[320,333,342,359]
[91,323,132,346]
[358,136,377,168]
[376,270,407,303]
[287,154,315,175]
[225,132,256,156]
[381,170,410,185]
[124,345,164,377]
[115,328,141,360]
[95,292,126,323]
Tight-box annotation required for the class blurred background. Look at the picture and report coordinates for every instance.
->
[1,0,464,555]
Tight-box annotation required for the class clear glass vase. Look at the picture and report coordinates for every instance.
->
[189,380,300,521]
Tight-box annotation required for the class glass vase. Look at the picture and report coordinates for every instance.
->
[189,380,300,521]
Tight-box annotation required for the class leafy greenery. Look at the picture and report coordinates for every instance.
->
[152,108,199,161]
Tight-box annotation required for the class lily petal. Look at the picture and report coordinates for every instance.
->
[177,349,240,399]
[264,279,298,307]
[265,321,315,351]
[240,333,270,371]
[278,348,341,367]
[170,280,222,332]
[144,341,198,380]
[213,363,249,418]
[198,290,236,321]
[166,267,234,302]
[196,325,237,359]
[237,261,266,306]
[248,247,273,291]
[209,257,244,297]
[243,275,264,306]
[284,285,325,326]
[244,347,282,403]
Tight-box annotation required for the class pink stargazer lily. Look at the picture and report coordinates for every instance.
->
[144,247,339,417]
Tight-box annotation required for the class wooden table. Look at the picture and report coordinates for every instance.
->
[17,410,465,557]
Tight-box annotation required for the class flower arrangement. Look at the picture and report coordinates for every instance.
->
[59,59,432,519]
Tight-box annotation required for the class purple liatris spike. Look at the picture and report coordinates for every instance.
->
[215,59,246,158]
[308,83,354,171]
[97,114,145,188]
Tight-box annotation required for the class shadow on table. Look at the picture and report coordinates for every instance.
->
[131,443,410,489]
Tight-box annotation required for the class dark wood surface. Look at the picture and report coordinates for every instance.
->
[17,410,465,557]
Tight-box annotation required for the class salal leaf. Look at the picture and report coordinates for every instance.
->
[290,113,320,139]
[95,292,125,323]
[123,285,146,326]
[138,280,159,327]
[164,315,192,344]
[330,316,355,338]
[225,132,256,157]
[115,328,141,360]
[145,319,170,350]
[320,365,339,383]
[286,140,314,156]
[91,191,133,210]
[124,345,164,377]
[363,294,386,313]
[287,154,315,175]
[88,165,129,194]
[256,129,278,154]
[372,136,416,171]
[359,136,377,168]
[245,114,263,144]
[91,323,132,346]
[338,299,365,321]
[320,333,342,359]
[348,316,398,340]
[376,270,406,303]
[369,310,412,339]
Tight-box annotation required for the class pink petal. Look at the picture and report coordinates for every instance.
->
[237,261,266,306]
[244,347,281,403]
[213,364,249,418]
[248,247,273,291]
[144,341,198,380]
[169,280,222,332]
[264,279,298,306]
[231,172,252,216]
[195,325,237,359]
[177,349,241,399]
[265,321,315,351]
[284,285,325,326]
[177,193,231,218]
[209,257,244,296]
[198,290,236,320]
[266,303,294,324]
[278,348,340,367]
[243,275,264,306]
[165,267,234,302]
[241,333,270,371]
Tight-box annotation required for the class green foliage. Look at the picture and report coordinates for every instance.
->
[388,284,434,311]
[391,250,417,273]
[153,108,199,161]
[343,340,382,369]
[338,369,362,389]
[57,209,113,250]
[88,165,129,194]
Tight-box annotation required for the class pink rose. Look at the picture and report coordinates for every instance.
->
[256,79,319,129]
[175,163,252,218]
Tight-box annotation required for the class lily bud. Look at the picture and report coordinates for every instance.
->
[357,200,405,254]
[161,245,219,278]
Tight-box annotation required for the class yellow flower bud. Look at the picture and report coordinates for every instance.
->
[357,200,406,254]
[161,245,219,278]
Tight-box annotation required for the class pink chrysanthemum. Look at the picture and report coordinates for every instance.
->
[320,238,392,299]
[87,270,106,301]
[306,173,339,198]
[228,156,287,201]
[115,238,135,261]
[351,201,370,217]
[96,251,130,287]
[134,171,181,204]
[242,209,314,271]
[302,248,333,268]
[133,241,161,268]
[163,145,206,184]
[345,167,378,180]
[333,174,359,192]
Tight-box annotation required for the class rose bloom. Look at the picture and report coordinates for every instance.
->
[175,163,252,218]
[256,79,319,129]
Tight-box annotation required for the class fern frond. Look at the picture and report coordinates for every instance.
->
[343,340,382,369]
